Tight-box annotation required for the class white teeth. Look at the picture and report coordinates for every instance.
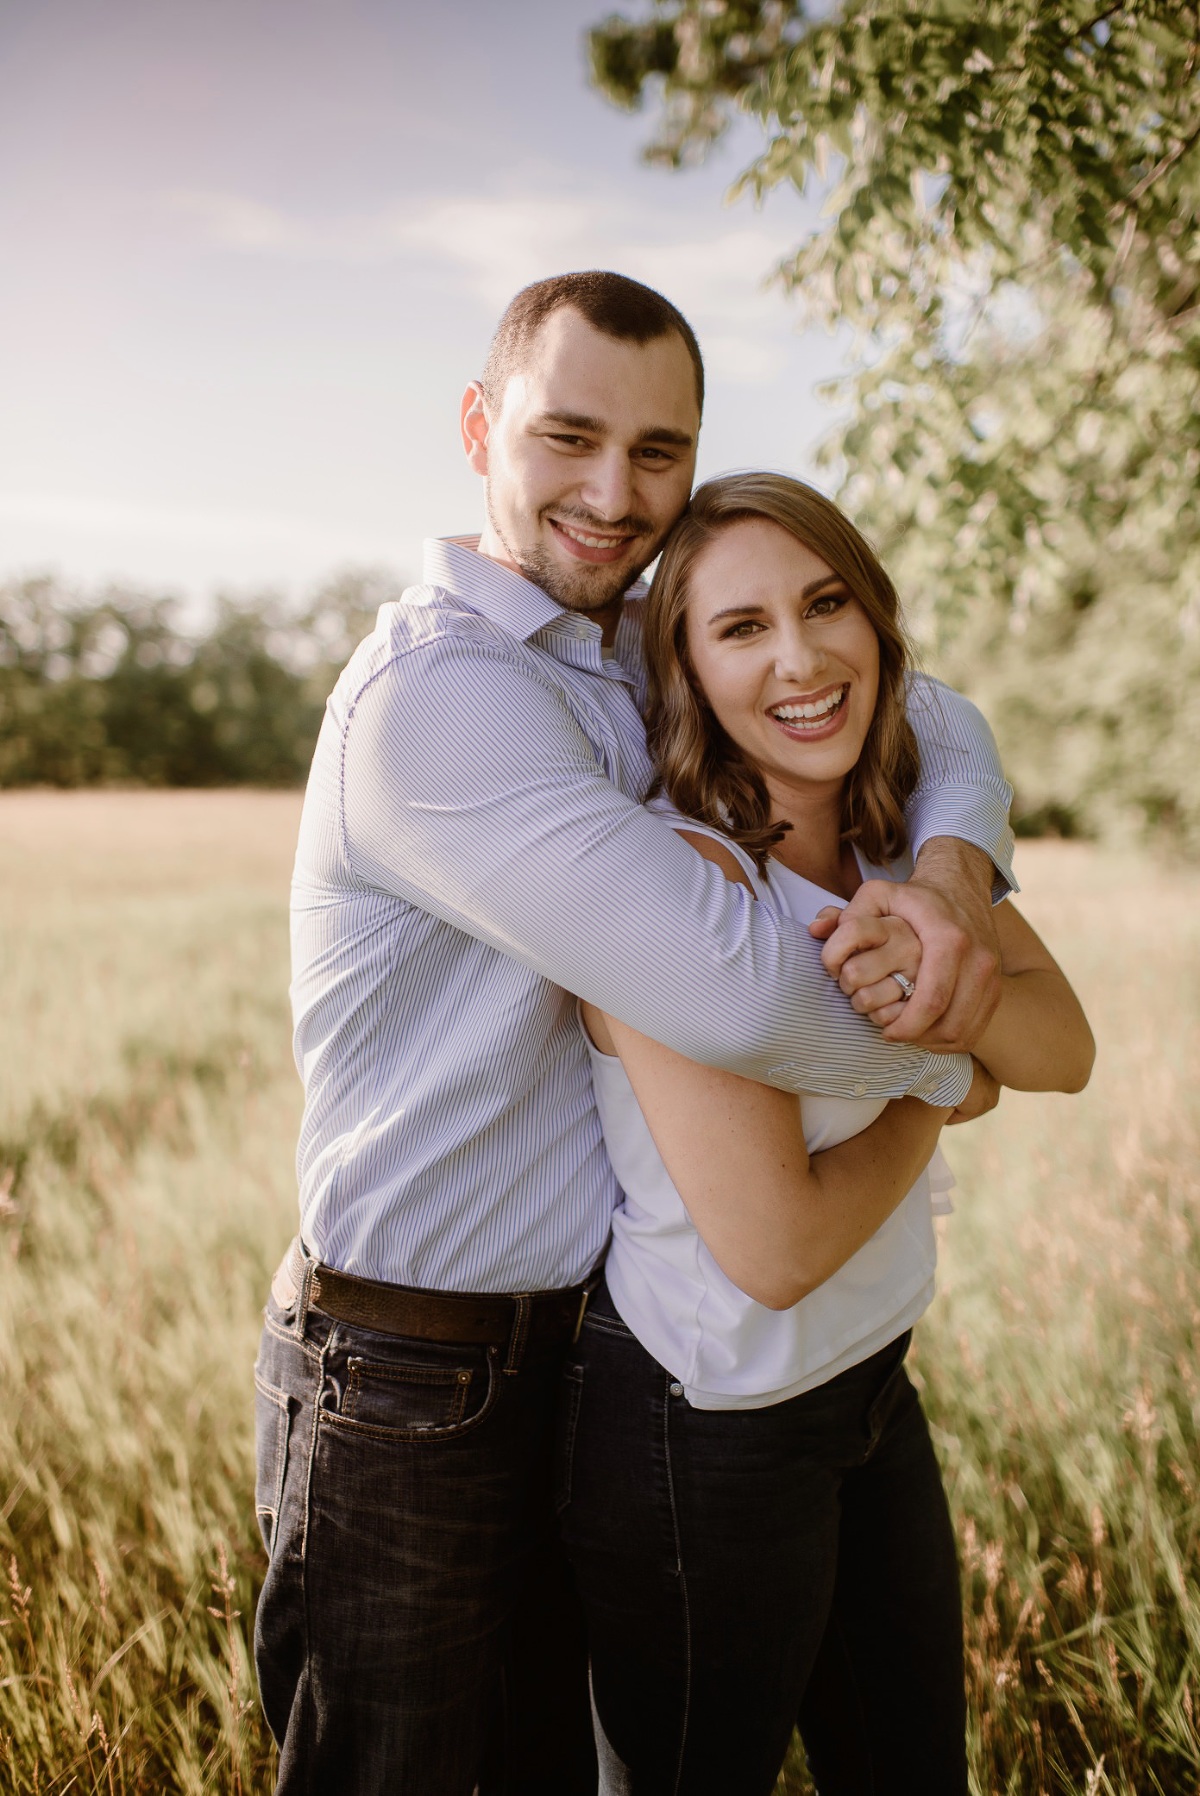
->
[557,522,626,550]
[772,687,847,724]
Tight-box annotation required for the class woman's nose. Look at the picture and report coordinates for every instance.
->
[773,627,823,683]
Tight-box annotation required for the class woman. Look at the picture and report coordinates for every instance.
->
[557,473,1094,1795]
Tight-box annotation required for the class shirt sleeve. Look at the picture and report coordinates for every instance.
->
[338,633,972,1107]
[905,674,1017,898]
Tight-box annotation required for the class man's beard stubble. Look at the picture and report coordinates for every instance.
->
[485,491,659,615]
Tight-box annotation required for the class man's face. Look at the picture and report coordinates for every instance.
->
[462,308,700,622]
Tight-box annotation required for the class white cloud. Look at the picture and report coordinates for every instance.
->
[168,185,816,386]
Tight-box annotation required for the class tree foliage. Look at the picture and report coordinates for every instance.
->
[0,569,397,788]
[590,0,1200,845]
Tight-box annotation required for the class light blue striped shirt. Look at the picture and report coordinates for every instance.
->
[290,536,1015,1292]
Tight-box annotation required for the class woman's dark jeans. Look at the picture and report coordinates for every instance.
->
[557,1282,968,1796]
[253,1278,595,1796]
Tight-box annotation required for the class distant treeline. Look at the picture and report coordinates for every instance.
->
[1,566,1193,849]
[0,570,401,788]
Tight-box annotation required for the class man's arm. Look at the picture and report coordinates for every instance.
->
[814,679,1014,1051]
[338,634,972,1105]
[904,676,1016,896]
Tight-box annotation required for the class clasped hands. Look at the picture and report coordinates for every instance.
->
[808,841,1004,1124]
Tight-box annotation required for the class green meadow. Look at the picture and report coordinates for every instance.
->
[1,791,1197,1794]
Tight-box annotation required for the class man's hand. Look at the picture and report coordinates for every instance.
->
[810,839,1002,1052]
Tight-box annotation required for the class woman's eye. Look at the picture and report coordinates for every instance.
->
[806,593,848,618]
[721,620,763,639]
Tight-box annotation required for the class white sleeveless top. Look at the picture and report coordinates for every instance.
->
[585,808,954,1411]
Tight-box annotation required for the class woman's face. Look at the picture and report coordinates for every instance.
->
[683,516,881,804]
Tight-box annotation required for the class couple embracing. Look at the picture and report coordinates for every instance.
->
[253,271,1093,1795]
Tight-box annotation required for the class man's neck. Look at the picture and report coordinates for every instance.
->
[463,531,625,646]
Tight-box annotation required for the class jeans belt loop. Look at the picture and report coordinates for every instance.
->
[503,1294,532,1375]
[572,1267,603,1345]
[296,1240,316,1337]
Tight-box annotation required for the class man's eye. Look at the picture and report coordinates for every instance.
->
[549,434,589,449]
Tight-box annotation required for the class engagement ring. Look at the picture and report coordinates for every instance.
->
[890,972,916,1000]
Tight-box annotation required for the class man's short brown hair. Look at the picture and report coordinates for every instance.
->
[482,270,704,414]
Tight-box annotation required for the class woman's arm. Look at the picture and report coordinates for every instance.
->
[967,902,1095,1092]
[813,896,1094,1095]
[583,831,954,1310]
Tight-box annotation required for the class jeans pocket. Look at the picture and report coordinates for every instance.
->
[254,1370,292,1557]
[322,1341,500,1443]
[553,1363,585,1515]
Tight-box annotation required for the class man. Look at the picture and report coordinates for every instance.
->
[254,271,1013,1795]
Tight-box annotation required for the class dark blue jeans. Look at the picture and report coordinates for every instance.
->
[253,1271,596,1796]
[557,1283,967,1796]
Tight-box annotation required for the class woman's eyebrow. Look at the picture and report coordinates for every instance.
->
[706,604,765,624]
[706,576,846,625]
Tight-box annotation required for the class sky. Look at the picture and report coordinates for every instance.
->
[0,0,849,609]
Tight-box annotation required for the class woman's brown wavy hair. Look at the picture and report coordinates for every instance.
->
[644,472,919,875]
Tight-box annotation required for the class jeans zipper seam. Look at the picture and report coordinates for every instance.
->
[662,1374,691,1796]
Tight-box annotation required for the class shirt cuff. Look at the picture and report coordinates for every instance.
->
[907,785,1019,903]
[907,1051,973,1108]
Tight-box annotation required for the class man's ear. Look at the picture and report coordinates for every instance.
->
[460,381,491,474]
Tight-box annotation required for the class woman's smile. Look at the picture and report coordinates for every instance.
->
[768,682,850,740]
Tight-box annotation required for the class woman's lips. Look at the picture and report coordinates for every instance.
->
[548,517,637,565]
[768,684,850,742]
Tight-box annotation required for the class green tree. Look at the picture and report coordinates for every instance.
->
[0,569,400,788]
[590,0,1200,844]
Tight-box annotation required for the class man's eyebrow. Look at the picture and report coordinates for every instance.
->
[535,410,695,448]
[536,410,605,432]
[636,425,695,447]
[706,576,847,625]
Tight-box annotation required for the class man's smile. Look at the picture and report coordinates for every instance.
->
[548,516,641,564]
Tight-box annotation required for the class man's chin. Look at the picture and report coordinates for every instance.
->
[519,546,644,615]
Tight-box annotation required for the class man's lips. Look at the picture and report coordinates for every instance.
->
[548,517,640,565]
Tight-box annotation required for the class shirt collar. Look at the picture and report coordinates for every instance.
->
[424,535,646,684]
[424,536,563,641]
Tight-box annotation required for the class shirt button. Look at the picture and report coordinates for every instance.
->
[852,1080,867,1098]
[668,1381,684,1398]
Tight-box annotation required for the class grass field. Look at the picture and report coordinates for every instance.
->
[1,790,1198,1795]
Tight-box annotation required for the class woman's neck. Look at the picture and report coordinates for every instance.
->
[764,777,860,900]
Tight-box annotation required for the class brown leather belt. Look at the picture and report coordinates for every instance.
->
[282,1237,593,1355]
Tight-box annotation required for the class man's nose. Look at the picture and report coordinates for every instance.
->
[579,451,635,523]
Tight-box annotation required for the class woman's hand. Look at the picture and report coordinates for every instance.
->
[946,1057,1000,1126]
[809,907,921,1029]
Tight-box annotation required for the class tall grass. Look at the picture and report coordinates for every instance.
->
[0,793,300,1793]
[1,796,1196,1793]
